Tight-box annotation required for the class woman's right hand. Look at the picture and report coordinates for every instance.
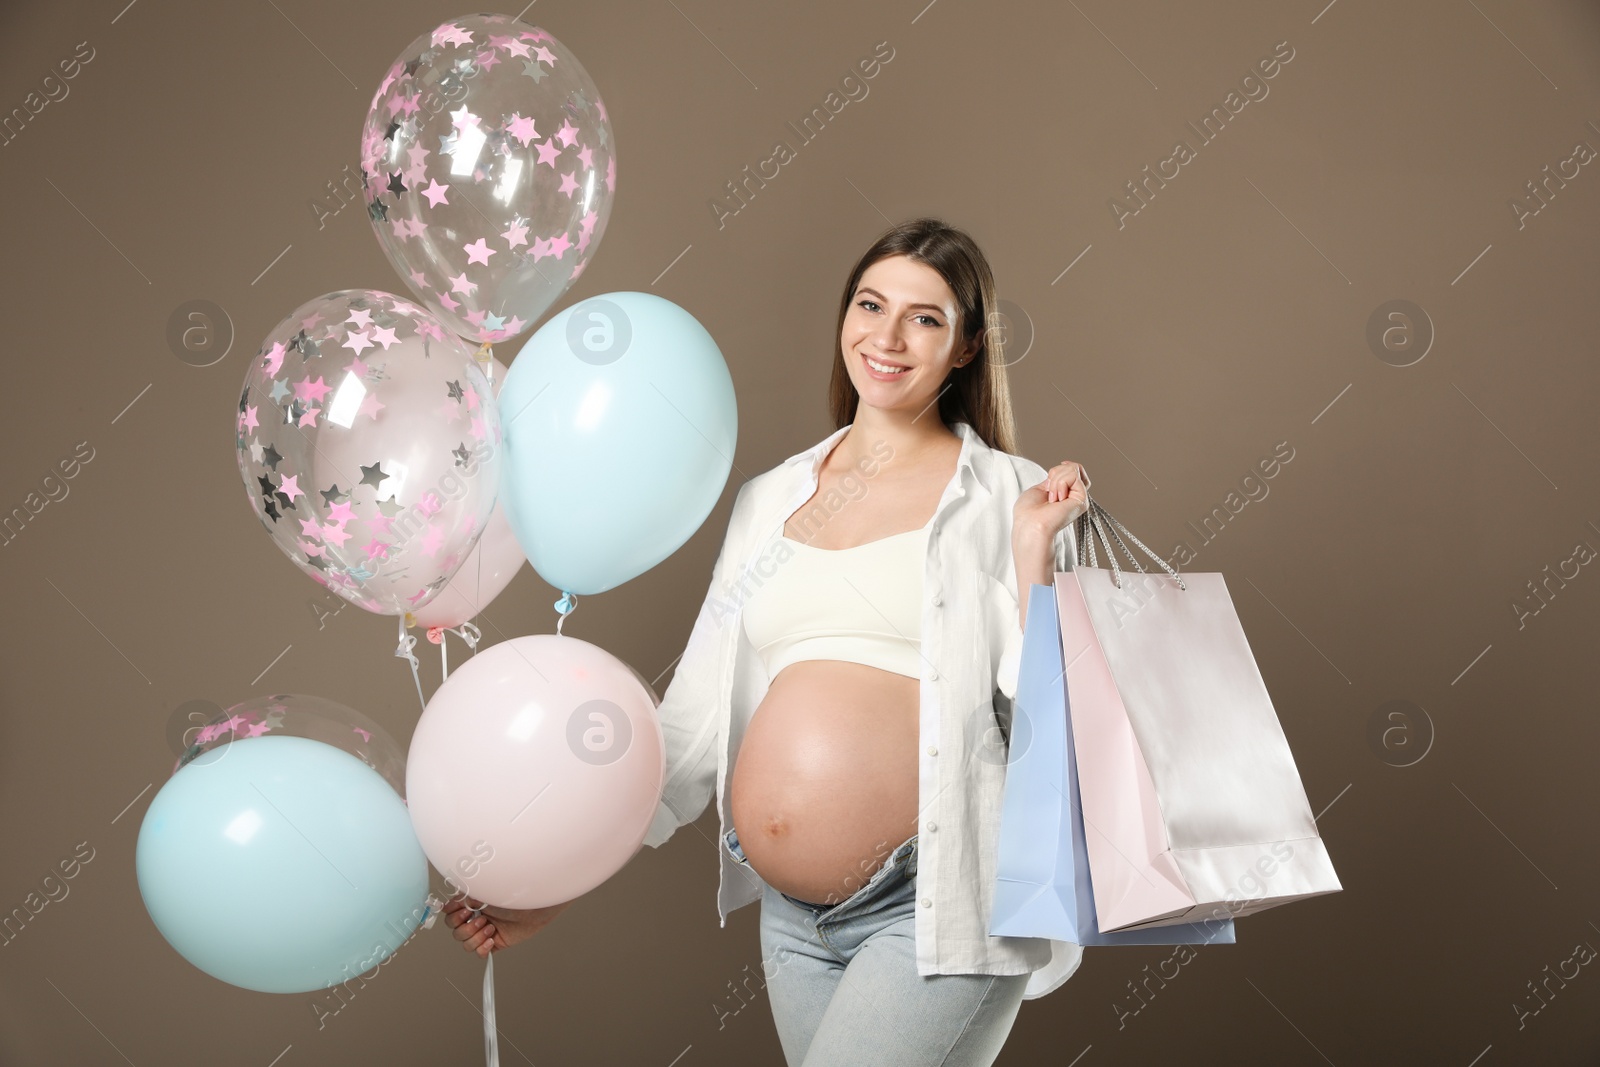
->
[441,894,575,959]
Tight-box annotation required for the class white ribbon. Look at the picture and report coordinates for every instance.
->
[394,615,427,712]
[483,951,500,1067]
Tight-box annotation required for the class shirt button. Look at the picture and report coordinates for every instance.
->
[926,745,938,757]
[920,897,932,908]
[925,821,937,832]
[931,593,942,606]
[929,669,939,681]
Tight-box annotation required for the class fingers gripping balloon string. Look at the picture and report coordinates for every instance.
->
[554,592,578,635]
[395,614,427,713]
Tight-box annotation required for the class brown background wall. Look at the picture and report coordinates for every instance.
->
[2,0,1598,1064]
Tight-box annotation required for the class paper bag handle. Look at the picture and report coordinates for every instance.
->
[1074,494,1187,591]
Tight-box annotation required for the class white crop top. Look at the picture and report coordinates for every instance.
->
[741,519,928,680]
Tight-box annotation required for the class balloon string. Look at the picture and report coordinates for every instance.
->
[395,615,427,713]
[483,951,500,1067]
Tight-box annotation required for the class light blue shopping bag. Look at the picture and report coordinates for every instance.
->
[989,583,1236,947]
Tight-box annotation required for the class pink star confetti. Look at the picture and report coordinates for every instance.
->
[506,113,539,146]
[449,272,477,297]
[555,120,579,148]
[577,144,594,169]
[262,342,286,376]
[559,171,579,197]
[298,406,319,428]
[371,326,399,349]
[364,539,392,561]
[534,45,557,66]
[534,138,562,168]
[327,500,355,524]
[322,523,353,548]
[359,393,385,420]
[502,221,529,249]
[464,238,495,265]
[422,179,450,207]
[239,405,258,432]
[346,309,374,328]
[279,474,304,501]
[343,330,374,355]
[294,376,332,403]
[433,23,473,47]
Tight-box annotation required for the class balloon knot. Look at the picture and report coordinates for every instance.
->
[426,626,446,645]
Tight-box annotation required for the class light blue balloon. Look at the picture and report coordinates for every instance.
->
[136,735,430,993]
[498,291,737,596]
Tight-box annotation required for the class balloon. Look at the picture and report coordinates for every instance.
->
[359,15,616,344]
[137,734,430,993]
[408,357,526,628]
[235,289,503,616]
[171,693,408,792]
[498,292,737,595]
[405,635,664,908]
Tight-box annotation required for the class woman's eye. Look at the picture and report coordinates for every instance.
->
[858,299,880,313]
[917,315,941,327]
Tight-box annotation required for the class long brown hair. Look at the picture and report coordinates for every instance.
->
[827,217,1019,455]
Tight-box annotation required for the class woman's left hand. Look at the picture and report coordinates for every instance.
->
[1013,461,1090,541]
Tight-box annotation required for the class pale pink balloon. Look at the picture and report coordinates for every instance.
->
[405,635,664,908]
[409,358,526,628]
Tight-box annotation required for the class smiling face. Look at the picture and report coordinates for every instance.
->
[840,254,977,416]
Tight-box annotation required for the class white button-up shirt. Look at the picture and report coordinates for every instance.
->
[642,419,1083,1000]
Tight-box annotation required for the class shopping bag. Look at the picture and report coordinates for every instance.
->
[1062,497,1342,933]
[990,582,1235,946]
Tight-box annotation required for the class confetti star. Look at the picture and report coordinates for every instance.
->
[558,171,579,197]
[298,406,319,428]
[257,474,276,497]
[422,179,450,207]
[506,113,539,146]
[386,172,407,196]
[343,330,375,355]
[464,238,495,265]
[504,37,531,58]
[421,524,446,556]
[450,105,480,130]
[432,23,472,47]
[301,313,325,332]
[483,311,506,332]
[264,497,280,521]
[368,198,389,222]
[359,393,385,420]
[295,376,332,403]
[437,292,461,312]
[320,483,347,505]
[577,144,594,169]
[476,50,501,71]
[501,221,528,249]
[384,119,401,141]
[534,137,562,168]
[262,444,283,470]
[548,232,573,258]
[360,462,390,490]
[555,120,579,148]
[371,326,399,349]
[240,405,258,432]
[409,269,428,287]
[249,440,264,464]
[270,379,291,403]
[322,523,352,548]
[262,341,287,375]
[520,59,547,83]
[469,415,487,440]
[346,309,374,328]
[502,315,526,335]
[364,539,392,561]
[298,517,322,539]
[534,45,557,66]
[447,380,465,401]
[449,272,477,297]
[348,356,368,379]
[327,500,356,524]
[407,144,430,169]
[279,474,305,502]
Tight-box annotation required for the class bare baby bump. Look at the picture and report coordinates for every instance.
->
[729,661,920,907]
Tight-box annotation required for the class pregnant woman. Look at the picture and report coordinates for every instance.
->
[444,217,1090,1065]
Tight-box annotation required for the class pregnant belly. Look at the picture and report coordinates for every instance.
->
[729,660,920,907]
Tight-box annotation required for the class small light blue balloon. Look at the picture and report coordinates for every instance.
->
[498,291,737,595]
[136,735,430,993]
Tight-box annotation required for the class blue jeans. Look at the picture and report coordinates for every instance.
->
[723,826,1029,1066]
